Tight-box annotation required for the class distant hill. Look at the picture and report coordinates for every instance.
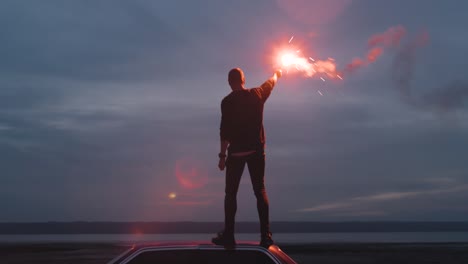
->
[1,222,468,234]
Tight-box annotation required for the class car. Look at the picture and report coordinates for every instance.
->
[107,242,298,264]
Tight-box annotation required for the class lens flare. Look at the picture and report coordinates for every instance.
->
[168,192,177,199]
[175,158,208,189]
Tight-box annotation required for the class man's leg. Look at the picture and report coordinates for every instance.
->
[246,152,271,239]
[224,156,245,236]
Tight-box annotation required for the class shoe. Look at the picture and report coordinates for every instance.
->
[260,232,274,248]
[212,231,236,246]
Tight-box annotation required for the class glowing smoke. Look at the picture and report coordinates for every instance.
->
[344,25,406,74]
[368,25,407,47]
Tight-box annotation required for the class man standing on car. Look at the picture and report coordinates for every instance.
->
[212,68,282,247]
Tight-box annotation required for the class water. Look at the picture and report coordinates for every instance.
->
[1,232,468,244]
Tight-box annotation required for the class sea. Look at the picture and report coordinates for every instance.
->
[2,232,468,244]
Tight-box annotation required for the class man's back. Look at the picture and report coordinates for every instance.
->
[221,89,265,154]
[220,79,275,154]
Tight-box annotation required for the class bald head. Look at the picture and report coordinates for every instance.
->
[228,68,245,89]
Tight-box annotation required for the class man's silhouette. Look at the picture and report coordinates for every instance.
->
[212,68,281,247]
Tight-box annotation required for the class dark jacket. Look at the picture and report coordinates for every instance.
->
[220,78,276,154]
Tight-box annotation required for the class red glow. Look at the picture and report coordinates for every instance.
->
[175,158,208,189]
[367,47,383,62]
[368,25,406,47]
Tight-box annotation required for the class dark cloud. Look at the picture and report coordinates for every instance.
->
[0,1,193,81]
[392,31,468,111]
[420,82,468,110]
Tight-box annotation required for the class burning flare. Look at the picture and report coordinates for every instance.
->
[274,26,410,81]
[277,49,340,80]
[273,27,466,113]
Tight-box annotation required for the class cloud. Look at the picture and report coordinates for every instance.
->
[299,184,468,213]
[424,177,457,185]
[0,1,222,83]
[276,0,353,25]
[0,124,12,131]
[299,202,352,212]
[420,82,468,111]
[328,211,388,217]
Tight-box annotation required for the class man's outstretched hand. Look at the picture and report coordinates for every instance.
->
[275,69,282,79]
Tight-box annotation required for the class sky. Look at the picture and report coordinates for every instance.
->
[1,0,468,222]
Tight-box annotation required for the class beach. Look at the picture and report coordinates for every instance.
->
[281,243,468,264]
[1,242,468,264]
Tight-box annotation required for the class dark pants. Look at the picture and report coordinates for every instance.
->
[224,151,270,236]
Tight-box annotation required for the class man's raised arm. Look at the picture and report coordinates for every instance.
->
[255,70,282,103]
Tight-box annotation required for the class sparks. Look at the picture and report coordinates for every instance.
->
[317,90,323,96]
[288,36,294,43]
[337,74,343,80]
[309,57,315,62]
[320,77,326,82]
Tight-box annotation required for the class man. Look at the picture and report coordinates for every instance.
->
[212,68,282,247]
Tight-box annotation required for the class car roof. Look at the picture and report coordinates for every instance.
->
[108,241,295,264]
[131,240,261,249]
